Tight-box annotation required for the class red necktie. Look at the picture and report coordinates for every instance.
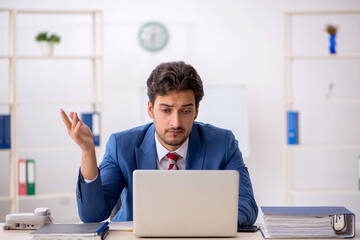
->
[167,152,179,170]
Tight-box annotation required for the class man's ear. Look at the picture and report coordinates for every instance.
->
[147,101,154,119]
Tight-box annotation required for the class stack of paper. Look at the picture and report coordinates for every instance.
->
[260,206,356,239]
[262,214,336,238]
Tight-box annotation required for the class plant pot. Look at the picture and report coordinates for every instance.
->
[40,42,54,56]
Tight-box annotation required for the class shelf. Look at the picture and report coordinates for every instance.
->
[19,192,75,200]
[3,101,103,106]
[285,99,360,105]
[0,149,11,152]
[1,55,102,60]
[1,8,104,215]
[18,146,80,153]
[17,9,102,15]
[285,54,360,60]
[18,145,102,153]
[16,101,102,106]
[285,144,360,150]
[0,196,11,201]
[285,10,360,15]
[290,188,360,195]
[283,9,360,210]
[16,55,102,60]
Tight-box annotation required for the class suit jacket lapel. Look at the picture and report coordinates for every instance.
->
[186,123,206,170]
[135,124,157,169]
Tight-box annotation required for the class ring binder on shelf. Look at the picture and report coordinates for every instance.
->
[287,111,298,145]
[4,115,10,149]
[81,112,100,146]
[18,159,27,196]
[26,159,36,195]
[0,114,11,149]
[260,206,355,239]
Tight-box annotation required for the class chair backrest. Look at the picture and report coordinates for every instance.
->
[110,199,121,221]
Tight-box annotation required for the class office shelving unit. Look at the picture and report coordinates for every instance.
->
[0,9,104,218]
[283,10,360,207]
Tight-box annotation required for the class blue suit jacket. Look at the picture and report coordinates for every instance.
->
[76,122,258,225]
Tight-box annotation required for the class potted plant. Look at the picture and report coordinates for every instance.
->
[35,32,61,56]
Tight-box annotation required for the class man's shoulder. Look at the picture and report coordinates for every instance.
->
[193,121,232,138]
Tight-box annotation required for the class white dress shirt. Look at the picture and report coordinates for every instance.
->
[155,133,188,170]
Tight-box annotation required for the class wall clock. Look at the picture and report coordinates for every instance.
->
[138,22,168,52]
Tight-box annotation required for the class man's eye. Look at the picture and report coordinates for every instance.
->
[161,109,170,113]
[183,109,192,114]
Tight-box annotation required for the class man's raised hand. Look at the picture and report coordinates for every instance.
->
[60,108,95,151]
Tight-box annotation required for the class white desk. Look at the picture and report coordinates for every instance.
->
[1,222,358,240]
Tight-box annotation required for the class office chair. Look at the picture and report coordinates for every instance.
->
[110,199,121,221]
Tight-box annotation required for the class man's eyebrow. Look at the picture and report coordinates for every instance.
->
[158,103,194,107]
[182,103,195,107]
[159,103,174,107]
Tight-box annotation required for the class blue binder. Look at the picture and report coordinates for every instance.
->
[0,115,10,149]
[0,115,4,148]
[261,206,355,238]
[287,111,298,145]
[81,112,100,146]
[4,115,11,149]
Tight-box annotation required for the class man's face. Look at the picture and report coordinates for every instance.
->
[148,90,199,151]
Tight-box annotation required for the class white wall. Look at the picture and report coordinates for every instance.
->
[1,0,360,222]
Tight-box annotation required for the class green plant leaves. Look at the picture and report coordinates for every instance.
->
[35,32,61,43]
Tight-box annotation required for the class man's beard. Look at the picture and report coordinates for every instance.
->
[155,127,187,147]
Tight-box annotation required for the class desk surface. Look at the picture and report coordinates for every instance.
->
[1,222,358,240]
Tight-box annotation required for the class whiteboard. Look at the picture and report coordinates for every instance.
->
[140,85,250,158]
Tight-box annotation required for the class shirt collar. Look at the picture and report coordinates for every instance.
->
[154,133,189,162]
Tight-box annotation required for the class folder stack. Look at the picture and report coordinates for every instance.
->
[18,159,36,196]
[260,206,355,239]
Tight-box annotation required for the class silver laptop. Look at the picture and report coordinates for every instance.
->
[133,170,239,237]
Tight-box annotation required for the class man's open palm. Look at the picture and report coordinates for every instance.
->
[60,108,95,151]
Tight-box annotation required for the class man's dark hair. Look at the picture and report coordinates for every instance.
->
[147,61,204,107]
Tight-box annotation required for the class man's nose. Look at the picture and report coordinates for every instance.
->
[170,111,181,127]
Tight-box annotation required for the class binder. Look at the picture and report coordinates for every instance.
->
[0,115,4,148]
[92,112,100,146]
[26,159,36,195]
[3,114,10,149]
[287,111,298,145]
[260,206,355,239]
[81,112,100,146]
[18,159,27,196]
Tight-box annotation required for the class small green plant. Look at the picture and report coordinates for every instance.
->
[35,32,61,44]
[47,34,61,43]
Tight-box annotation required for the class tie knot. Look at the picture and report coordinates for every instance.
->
[166,152,179,162]
[167,152,179,170]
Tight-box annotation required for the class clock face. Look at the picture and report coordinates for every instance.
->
[138,22,168,51]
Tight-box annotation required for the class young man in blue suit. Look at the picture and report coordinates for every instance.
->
[60,61,258,226]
